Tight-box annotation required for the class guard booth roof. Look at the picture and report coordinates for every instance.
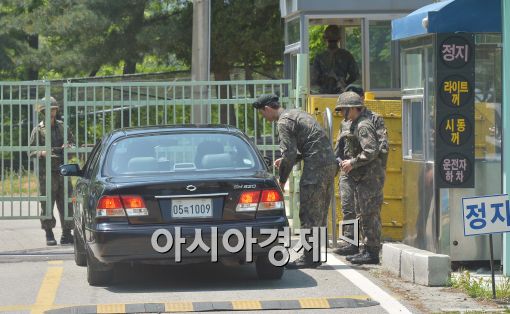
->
[392,0,502,40]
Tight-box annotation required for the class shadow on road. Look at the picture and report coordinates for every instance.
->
[105,262,318,293]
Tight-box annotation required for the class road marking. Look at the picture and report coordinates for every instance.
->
[164,301,194,312]
[30,262,64,314]
[231,300,262,310]
[97,303,126,313]
[326,253,412,314]
[48,260,63,265]
[0,305,32,311]
[298,297,330,309]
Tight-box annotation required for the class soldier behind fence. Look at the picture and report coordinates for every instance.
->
[29,97,75,246]
[253,94,336,269]
[335,91,385,265]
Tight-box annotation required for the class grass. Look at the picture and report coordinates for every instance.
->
[0,170,39,196]
[449,270,510,303]
[0,170,78,197]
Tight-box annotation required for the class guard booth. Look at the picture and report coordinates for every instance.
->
[279,0,433,241]
[392,0,502,261]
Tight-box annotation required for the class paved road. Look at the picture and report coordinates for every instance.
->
[0,221,414,314]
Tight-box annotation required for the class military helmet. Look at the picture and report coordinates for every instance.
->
[36,96,59,113]
[323,25,341,41]
[335,91,364,110]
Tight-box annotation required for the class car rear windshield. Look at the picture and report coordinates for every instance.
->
[103,132,262,176]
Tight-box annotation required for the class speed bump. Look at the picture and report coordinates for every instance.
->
[44,296,378,313]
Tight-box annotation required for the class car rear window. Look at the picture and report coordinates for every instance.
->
[103,132,261,176]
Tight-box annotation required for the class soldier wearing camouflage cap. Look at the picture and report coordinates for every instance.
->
[311,25,359,95]
[334,91,385,265]
[29,97,75,246]
[253,94,337,269]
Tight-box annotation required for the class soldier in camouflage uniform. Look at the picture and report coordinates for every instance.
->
[253,94,336,269]
[334,86,389,257]
[335,92,385,264]
[311,25,359,94]
[29,97,75,246]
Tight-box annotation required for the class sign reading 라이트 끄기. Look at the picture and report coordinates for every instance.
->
[462,194,510,236]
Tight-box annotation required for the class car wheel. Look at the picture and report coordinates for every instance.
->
[73,227,87,267]
[86,250,113,286]
[256,254,284,280]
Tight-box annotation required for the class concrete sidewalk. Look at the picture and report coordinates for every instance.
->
[0,219,73,254]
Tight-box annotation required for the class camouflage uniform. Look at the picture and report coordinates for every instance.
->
[277,109,337,228]
[311,48,359,94]
[335,110,388,241]
[334,120,356,240]
[343,110,385,252]
[29,120,75,230]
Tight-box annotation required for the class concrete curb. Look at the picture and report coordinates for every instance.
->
[382,243,450,286]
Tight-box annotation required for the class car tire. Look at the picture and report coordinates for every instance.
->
[73,227,87,267]
[86,250,113,286]
[256,254,284,280]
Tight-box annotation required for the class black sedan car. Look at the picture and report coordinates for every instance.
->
[61,125,288,285]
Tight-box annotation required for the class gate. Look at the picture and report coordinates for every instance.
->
[0,80,297,220]
[0,81,54,219]
[61,80,294,220]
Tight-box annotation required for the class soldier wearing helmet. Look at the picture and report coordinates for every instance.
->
[29,97,75,246]
[334,91,384,265]
[311,25,359,94]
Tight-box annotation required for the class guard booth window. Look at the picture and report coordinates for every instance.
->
[369,20,399,89]
[286,18,300,46]
[403,97,425,160]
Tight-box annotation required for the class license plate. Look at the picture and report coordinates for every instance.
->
[170,198,213,218]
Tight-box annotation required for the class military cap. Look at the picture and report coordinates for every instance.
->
[252,94,279,109]
[335,91,364,110]
[36,96,59,113]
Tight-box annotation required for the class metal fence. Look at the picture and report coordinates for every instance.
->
[0,79,294,220]
[0,81,54,219]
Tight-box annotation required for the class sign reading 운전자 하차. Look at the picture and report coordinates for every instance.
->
[462,194,510,236]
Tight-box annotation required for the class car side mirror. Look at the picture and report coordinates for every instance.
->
[60,164,83,177]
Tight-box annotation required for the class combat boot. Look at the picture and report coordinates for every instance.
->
[345,247,365,262]
[334,242,359,256]
[60,229,74,245]
[286,251,321,269]
[45,229,57,246]
[349,247,379,265]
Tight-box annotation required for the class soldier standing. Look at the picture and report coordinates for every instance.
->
[311,25,359,94]
[253,94,336,269]
[335,92,385,264]
[29,97,75,246]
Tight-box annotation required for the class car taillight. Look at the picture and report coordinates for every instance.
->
[121,195,149,216]
[96,195,148,217]
[97,196,125,217]
[236,191,261,212]
[235,189,284,212]
[259,189,284,211]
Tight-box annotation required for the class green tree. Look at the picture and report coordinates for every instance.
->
[0,0,45,80]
